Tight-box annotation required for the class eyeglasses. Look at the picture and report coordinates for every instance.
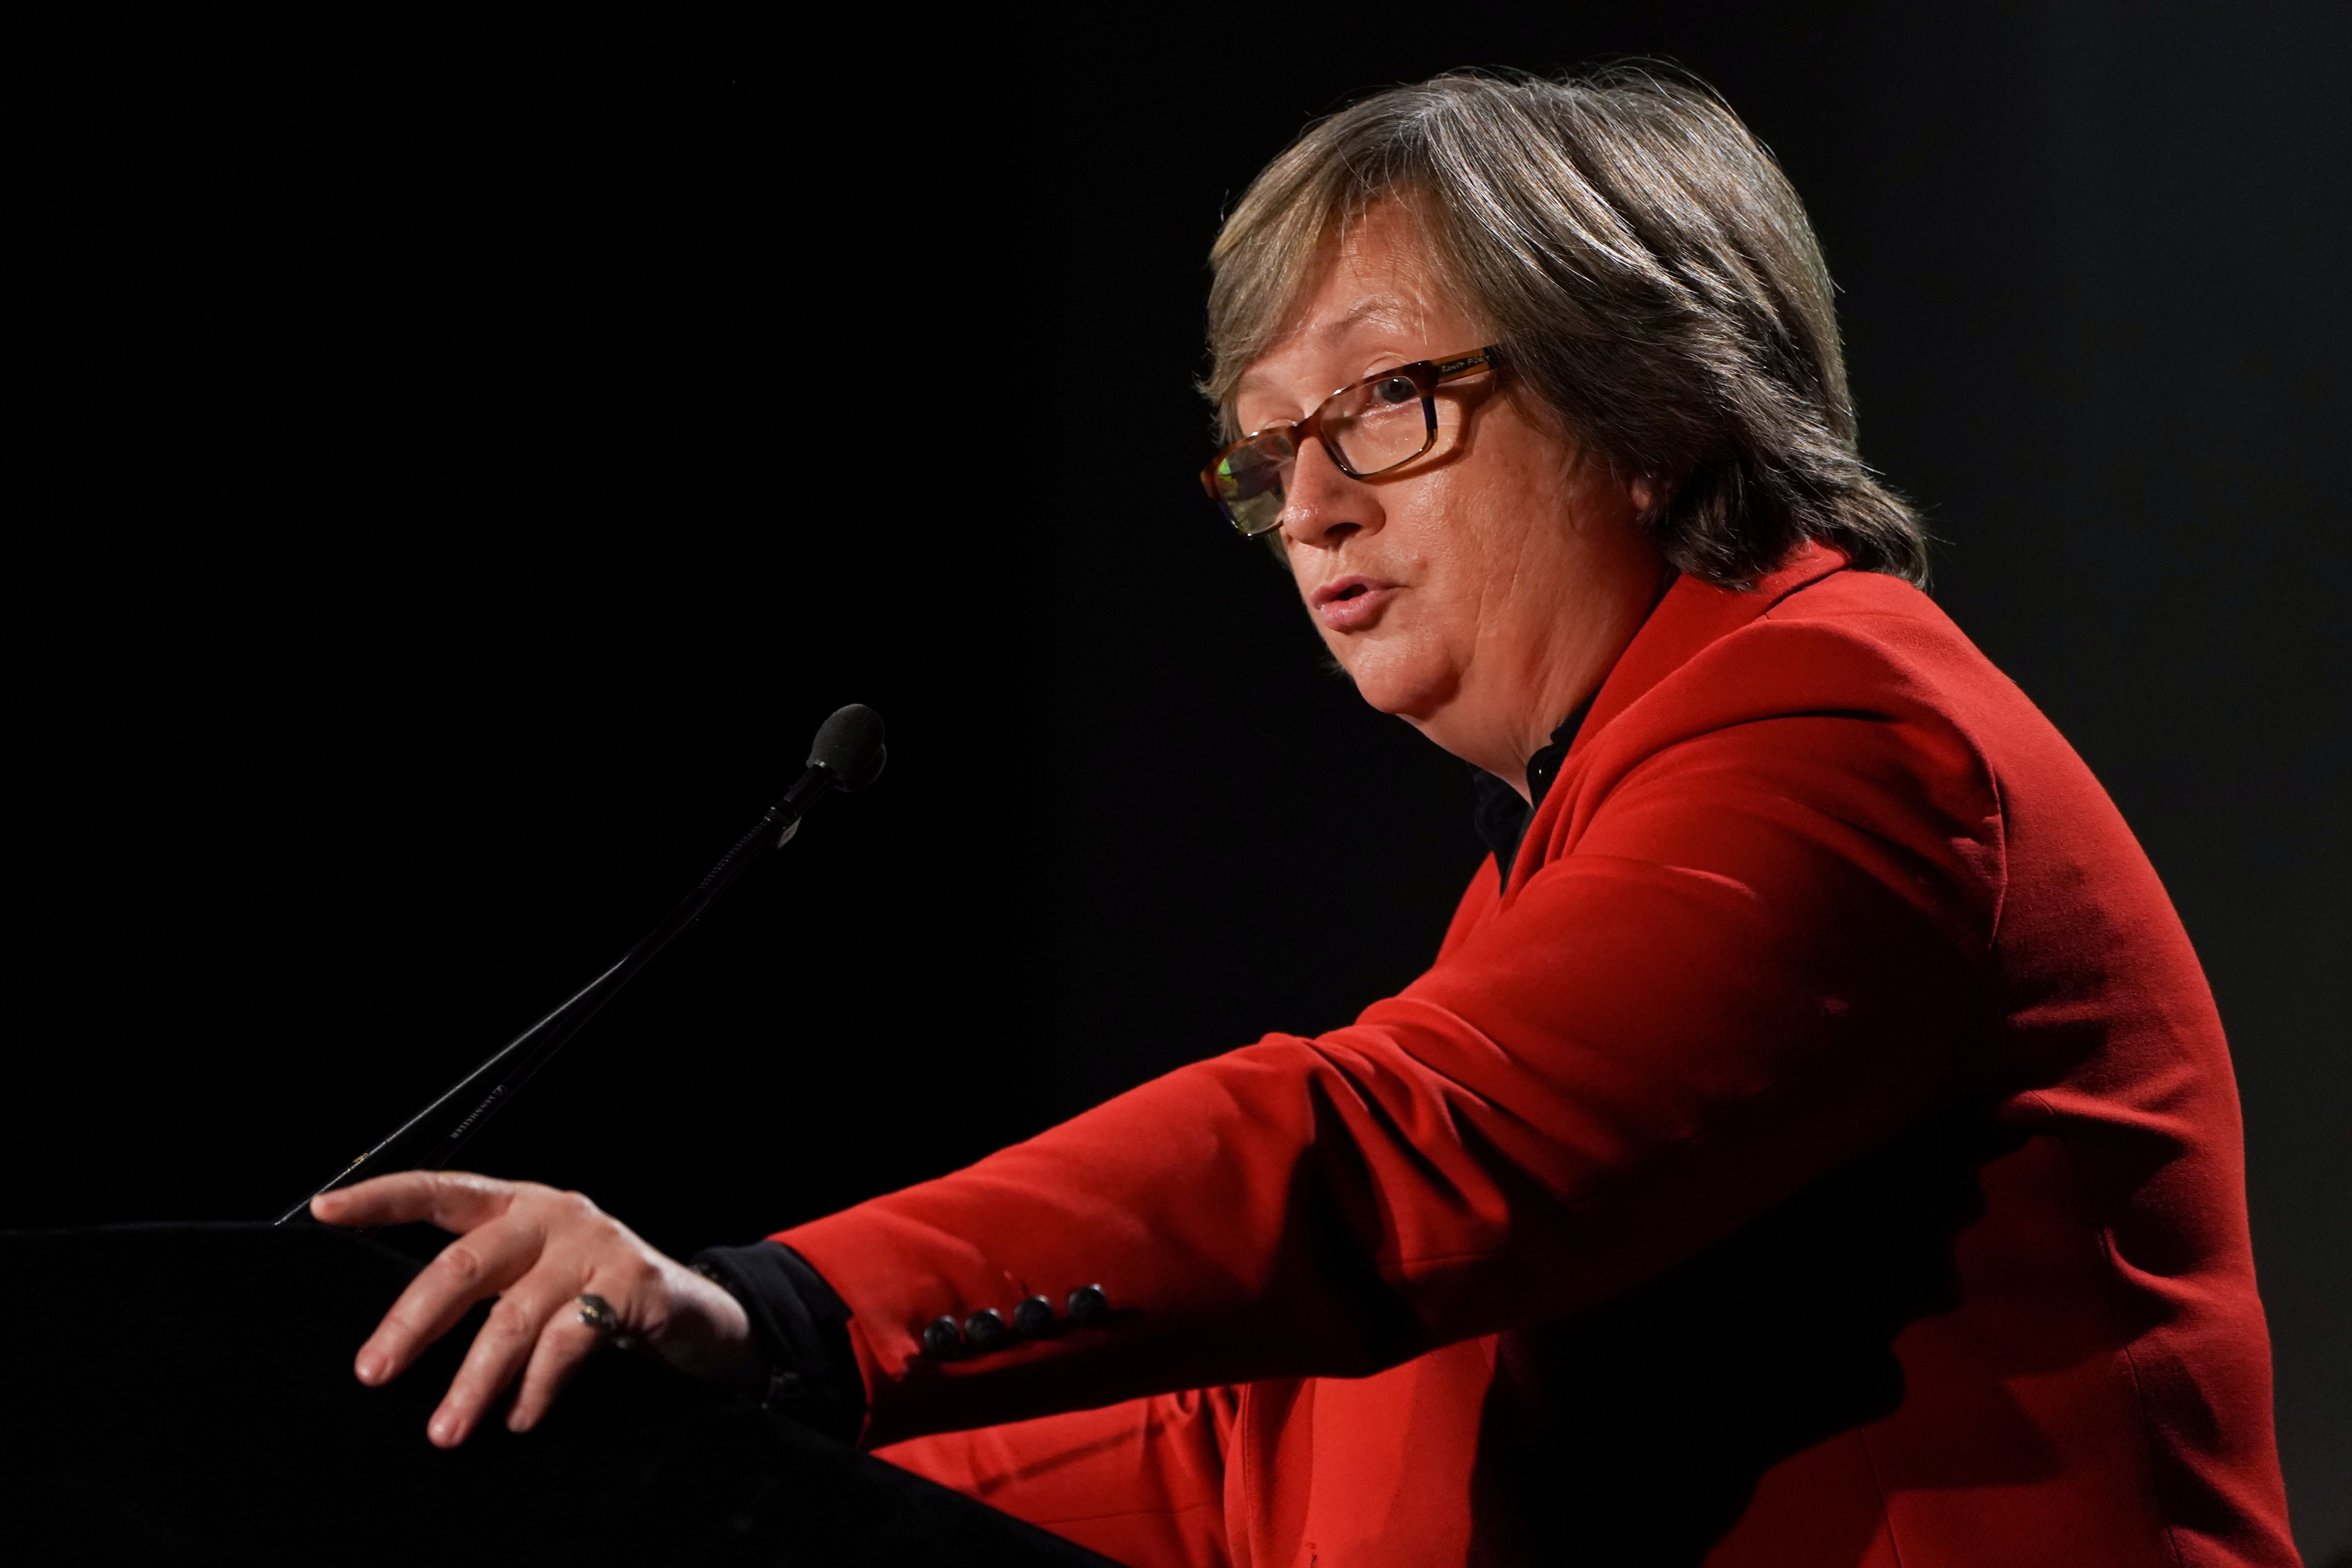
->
[1200,347,1502,537]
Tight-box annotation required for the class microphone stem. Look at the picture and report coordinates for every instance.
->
[274,766,835,1225]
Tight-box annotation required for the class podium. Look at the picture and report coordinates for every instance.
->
[2,1223,1115,1565]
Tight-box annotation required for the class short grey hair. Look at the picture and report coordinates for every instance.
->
[1206,67,1927,588]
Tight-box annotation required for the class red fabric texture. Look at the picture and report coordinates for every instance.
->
[784,550,2299,1567]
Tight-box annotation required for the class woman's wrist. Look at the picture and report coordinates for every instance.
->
[689,1241,866,1441]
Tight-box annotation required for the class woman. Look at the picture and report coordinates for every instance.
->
[321,70,2298,1566]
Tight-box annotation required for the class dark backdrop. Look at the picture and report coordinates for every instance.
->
[18,6,2347,1559]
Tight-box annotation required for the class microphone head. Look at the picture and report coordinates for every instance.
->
[807,704,886,792]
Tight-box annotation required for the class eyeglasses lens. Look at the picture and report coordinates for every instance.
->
[1327,374,1431,476]
[1212,430,1293,536]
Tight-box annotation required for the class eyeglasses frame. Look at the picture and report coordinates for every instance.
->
[1200,346,1504,537]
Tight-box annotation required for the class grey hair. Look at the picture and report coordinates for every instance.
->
[1205,66,1927,588]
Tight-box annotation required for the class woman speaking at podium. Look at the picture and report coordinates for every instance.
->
[316,69,2299,1567]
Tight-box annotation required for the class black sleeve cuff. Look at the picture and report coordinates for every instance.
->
[691,1240,866,1443]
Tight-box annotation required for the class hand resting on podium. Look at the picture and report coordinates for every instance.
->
[313,1171,759,1448]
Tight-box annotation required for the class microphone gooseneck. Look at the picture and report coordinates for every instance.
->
[274,704,887,1225]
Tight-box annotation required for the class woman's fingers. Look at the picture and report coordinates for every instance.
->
[504,1290,618,1434]
[426,1277,587,1446]
[440,1246,665,1442]
[353,1196,550,1387]
[310,1169,516,1232]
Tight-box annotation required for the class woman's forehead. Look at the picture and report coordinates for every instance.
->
[1315,208,1443,323]
[1252,291,1425,377]
[1236,282,1475,414]
[1240,251,1434,387]
[1317,290,1426,338]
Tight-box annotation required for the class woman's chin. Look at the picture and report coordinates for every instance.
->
[1338,650,1457,722]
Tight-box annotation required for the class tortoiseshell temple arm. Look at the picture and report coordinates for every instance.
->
[1431,347,1500,381]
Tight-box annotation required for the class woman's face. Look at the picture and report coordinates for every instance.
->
[1233,203,1665,787]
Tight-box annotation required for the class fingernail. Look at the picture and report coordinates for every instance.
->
[356,1353,384,1384]
[429,1413,457,1445]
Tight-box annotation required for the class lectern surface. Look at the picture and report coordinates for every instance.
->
[1,1223,1116,1566]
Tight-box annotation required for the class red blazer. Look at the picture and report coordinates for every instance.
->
[780,548,2299,1567]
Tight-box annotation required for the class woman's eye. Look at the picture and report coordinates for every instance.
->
[1372,376,1417,405]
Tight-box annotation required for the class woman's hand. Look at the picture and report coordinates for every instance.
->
[312,1171,757,1447]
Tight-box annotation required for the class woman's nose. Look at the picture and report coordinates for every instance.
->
[1279,436,1379,549]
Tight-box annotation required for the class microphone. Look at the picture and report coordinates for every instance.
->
[809,702,887,792]
[274,704,887,1225]
[777,702,886,846]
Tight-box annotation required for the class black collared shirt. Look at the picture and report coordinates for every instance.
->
[1469,698,1594,885]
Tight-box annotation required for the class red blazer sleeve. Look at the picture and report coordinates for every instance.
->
[781,616,2007,1448]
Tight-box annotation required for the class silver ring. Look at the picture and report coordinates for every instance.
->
[578,1293,621,1334]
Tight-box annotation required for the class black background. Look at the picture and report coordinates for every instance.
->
[17,6,2348,1559]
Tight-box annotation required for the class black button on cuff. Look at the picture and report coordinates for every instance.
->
[1013,1295,1054,1337]
[922,1315,962,1357]
[964,1308,1009,1352]
[1067,1283,1109,1327]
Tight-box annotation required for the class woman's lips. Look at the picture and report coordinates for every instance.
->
[1312,575,1400,631]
